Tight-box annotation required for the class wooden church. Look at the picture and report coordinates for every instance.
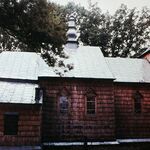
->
[0,15,149,149]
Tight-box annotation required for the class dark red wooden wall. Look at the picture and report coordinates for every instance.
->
[40,78,116,142]
[0,104,41,146]
[114,83,150,138]
[144,53,150,62]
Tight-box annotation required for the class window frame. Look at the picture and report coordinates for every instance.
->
[35,87,43,103]
[59,95,69,114]
[86,95,96,115]
[133,91,143,114]
[58,87,71,115]
[85,88,97,116]
[4,112,19,135]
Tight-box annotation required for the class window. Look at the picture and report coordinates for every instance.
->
[86,89,97,115]
[59,96,68,114]
[58,88,70,114]
[35,87,43,103]
[4,113,19,135]
[133,91,143,113]
[87,96,96,114]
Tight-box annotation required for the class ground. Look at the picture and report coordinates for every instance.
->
[43,143,150,150]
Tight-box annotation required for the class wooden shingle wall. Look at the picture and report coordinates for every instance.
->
[0,104,41,146]
[114,83,150,138]
[144,53,150,62]
[40,78,115,142]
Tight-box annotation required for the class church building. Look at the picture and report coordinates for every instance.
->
[0,15,149,149]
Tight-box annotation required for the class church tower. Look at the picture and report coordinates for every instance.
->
[65,14,78,49]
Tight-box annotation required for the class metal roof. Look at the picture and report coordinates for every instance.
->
[0,51,54,80]
[41,46,114,79]
[0,48,114,104]
[0,47,149,104]
[0,52,51,104]
[106,57,150,83]
[0,48,149,104]
[1,48,149,83]
[0,80,39,104]
[0,48,114,80]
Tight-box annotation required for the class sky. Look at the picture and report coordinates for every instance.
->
[50,0,150,14]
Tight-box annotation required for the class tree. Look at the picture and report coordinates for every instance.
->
[110,4,150,57]
[62,2,88,26]
[0,0,67,65]
[80,2,111,56]
[75,2,150,57]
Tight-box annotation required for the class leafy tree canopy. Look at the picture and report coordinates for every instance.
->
[0,0,67,66]
[110,4,150,57]
[80,2,111,56]
[0,0,150,59]
[63,2,150,57]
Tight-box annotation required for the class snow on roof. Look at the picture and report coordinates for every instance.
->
[0,81,39,104]
[106,57,150,83]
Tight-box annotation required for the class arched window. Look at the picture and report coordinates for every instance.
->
[58,88,70,114]
[86,89,97,115]
[133,91,143,113]
[60,96,68,114]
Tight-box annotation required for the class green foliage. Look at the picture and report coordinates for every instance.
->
[76,3,150,57]
[80,2,111,56]
[62,1,88,26]
[110,4,150,57]
[0,0,67,65]
[0,0,150,59]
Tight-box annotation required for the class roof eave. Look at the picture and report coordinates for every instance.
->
[38,76,115,81]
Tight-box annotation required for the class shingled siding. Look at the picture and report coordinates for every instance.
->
[40,78,115,142]
[0,103,41,146]
[114,83,150,138]
[144,53,150,62]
